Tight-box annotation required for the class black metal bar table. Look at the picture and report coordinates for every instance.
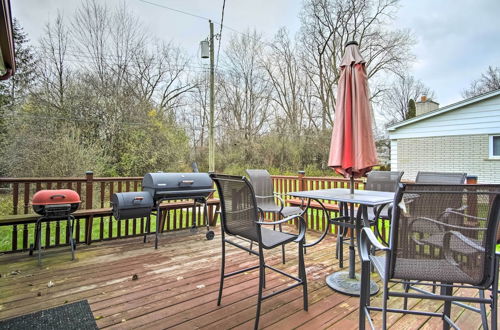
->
[288,188,394,296]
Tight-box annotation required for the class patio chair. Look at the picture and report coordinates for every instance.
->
[359,183,500,330]
[415,171,466,184]
[210,173,308,330]
[365,170,404,240]
[335,171,403,268]
[246,169,303,263]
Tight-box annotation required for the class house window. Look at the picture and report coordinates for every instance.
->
[490,135,500,158]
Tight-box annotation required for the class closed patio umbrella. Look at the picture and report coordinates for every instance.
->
[328,41,378,192]
[326,41,379,295]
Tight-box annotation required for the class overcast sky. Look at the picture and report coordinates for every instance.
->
[12,0,500,107]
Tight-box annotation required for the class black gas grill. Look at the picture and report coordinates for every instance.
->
[142,172,214,202]
[111,172,215,249]
[142,172,215,248]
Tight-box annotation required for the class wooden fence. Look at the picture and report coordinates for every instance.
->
[0,171,364,253]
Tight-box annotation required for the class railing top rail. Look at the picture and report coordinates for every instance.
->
[0,177,87,183]
[0,177,143,183]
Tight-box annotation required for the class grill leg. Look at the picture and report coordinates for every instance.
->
[155,207,160,249]
[68,216,75,261]
[36,219,43,267]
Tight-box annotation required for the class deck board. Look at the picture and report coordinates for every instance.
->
[0,227,495,329]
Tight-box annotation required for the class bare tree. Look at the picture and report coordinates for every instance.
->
[219,31,272,141]
[263,28,306,132]
[462,66,500,98]
[381,73,434,123]
[37,12,70,111]
[299,0,415,129]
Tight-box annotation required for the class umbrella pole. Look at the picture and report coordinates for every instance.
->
[349,176,354,195]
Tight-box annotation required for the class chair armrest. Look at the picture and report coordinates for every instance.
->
[413,216,487,232]
[255,213,301,226]
[441,208,485,222]
[359,227,389,262]
[443,231,485,265]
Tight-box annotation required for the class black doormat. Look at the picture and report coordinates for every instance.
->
[0,300,98,330]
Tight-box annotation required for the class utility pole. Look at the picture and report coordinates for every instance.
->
[208,20,215,173]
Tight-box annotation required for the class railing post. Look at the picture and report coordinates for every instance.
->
[298,170,305,191]
[466,175,477,185]
[85,171,94,245]
[465,175,478,239]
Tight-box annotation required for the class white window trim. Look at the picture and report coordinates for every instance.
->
[489,135,500,159]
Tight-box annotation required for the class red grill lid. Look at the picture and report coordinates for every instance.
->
[32,189,81,205]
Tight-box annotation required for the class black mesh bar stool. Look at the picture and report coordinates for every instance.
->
[359,183,500,330]
[246,169,303,264]
[211,173,308,330]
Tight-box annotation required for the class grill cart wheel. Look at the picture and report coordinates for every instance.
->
[206,230,215,240]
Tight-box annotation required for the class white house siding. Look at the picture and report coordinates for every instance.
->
[389,95,500,140]
[390,140,398,171]
[396,134,500,183]
[389,93,500,183]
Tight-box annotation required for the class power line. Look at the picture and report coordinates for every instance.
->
[138,0,212,21]
[137,0,274,49]
[216,0,226,68]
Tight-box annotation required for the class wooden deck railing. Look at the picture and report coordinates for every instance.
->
[0,171,367,253]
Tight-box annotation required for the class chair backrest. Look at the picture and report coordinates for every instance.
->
[365,171,404,192]
[389,183,500,287]
[246,169,275,206]
[210,174,260,242]
[415,171,466,184]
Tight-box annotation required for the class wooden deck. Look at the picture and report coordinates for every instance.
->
[0,227,491,329]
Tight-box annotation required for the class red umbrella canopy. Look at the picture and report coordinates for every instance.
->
[328,41,378,179]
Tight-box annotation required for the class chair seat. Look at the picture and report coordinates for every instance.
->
[371,255,477,284]
[261,227,296,249]
[420,234,483,255]
[258,203,302,217]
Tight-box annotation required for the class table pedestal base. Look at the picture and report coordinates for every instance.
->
[326,271,379,296]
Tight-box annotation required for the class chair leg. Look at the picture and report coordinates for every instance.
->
[381,280,389,330]
[479,290,489,330]
[255,247,265,330]
[403,282,410,310]
[337,232,344,268]
[490,258,499,330]
[441,284,452,330]
[359,260,371,330]
[217,238,226,306]
[299,239,308,311]
[279,223,285,264]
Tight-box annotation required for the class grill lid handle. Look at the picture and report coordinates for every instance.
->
[179,180,194,185]
[134,196,144,200]
[50,194,66,199]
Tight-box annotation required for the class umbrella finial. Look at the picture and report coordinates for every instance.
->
[345,40,358,48]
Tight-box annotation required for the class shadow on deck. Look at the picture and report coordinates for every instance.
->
[0,227,488,329]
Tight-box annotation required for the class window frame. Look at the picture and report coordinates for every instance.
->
[489,135,500,159]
